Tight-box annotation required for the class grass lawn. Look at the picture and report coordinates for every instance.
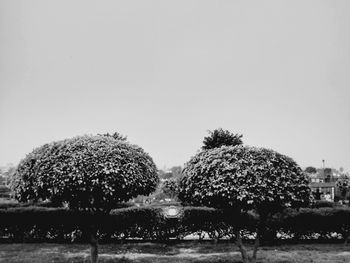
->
[0,242,350,263]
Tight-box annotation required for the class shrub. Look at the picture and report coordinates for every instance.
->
[181,207,257,240]
[0,186,11,198]
[0,206,350,244]
[311,200,339,208]
[277,207,350,242]
[0,201,65,210]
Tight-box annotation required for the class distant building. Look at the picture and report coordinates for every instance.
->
[307,168,341,201]
[310,182,336,201]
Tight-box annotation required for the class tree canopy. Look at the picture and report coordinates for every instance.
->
[161,179,180,200]
[202,128,243,150]
[179,145,311,211]
[304,166,317,174]
[336,175,350,200]
[12,135,159,212]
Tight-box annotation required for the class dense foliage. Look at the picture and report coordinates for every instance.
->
[179,145,311,211]
[0,186,11,198]
[0,206,350,243]
[304,166,317,174]
[11,135,159,212]
[161,179,180,200]
[100,132,128,141]
[202,128,243,150]
[179,145,311,263]
[336,176,350,200]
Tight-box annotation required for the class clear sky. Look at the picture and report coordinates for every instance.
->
[1,0,349,170]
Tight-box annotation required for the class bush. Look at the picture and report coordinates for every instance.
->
[0,201,64,210]
[276,207,350,241]
[107,207,166,240]
[0,207,77,242]
[0,206,168,242]
[180,207,257,240]
[311,200,339,208]
[0,206,350,243]
[181,207,227,239]
[0,186,11,198]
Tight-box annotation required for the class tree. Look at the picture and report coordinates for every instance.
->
[170,166,183,179]
[179,145,311,263]
[161,179,180,200]
[202,128,243,150]
[12,134,158,263]
[336,175,350,202]
[158,166,183,181]
[0,164,16,186]
[304,166,317,174]
[323,168,333,183]
[100,131,127,141]
[158,169,173,180]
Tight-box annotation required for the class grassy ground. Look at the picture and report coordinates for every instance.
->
[0,242,350,263]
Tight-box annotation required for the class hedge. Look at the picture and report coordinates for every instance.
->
[275,207,350,242]
[0,186,11,198]
[0,201,133,210]
[0,205,349,243]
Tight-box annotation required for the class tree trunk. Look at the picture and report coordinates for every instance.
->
[90,230,99,263]
[251,212,267,263]
[235,230,249,263]
[235,232,261,263]
[250,236,260,263]
[235,212,267,263]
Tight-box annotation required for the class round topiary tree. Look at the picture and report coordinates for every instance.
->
[179,145,311,263]
[12,134,159,263]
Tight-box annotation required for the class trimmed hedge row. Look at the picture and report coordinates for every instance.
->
[0,201,133,210]
[0,206,349,243]
[0,186,11,198]
[275,207,350,241]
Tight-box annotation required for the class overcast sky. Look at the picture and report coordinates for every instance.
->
[1,0,349,170]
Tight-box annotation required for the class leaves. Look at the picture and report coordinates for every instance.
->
[202,128,243,150]
[12,135,159,212]
[179,145,312,212]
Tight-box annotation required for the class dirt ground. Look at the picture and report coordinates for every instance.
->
[0,242,350,263]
